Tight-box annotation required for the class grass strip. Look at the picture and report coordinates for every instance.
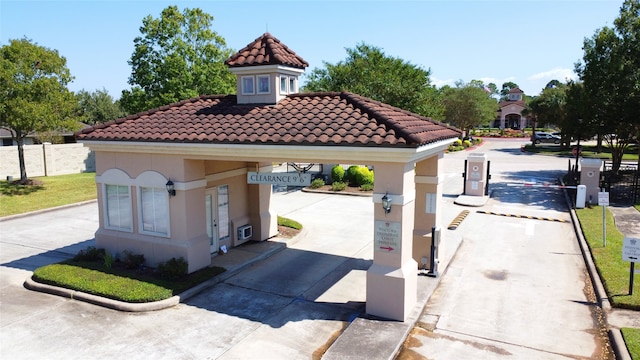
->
[33,260,225,303]
[621,328,640,359]
[278,215,302,230]
[575,206,639,310]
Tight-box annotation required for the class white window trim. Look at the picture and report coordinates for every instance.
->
[103,184,133,232]
[289,77,296,93]
[135,171,171,238]
[137,186,171,237]
[280,75,288,94]
[257,75,270,94]
[241,76,255,95]
[98,169,133,233]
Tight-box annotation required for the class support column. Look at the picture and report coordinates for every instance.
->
[249,163,278,241]
[413,154,443,270]
[367,162,417,321]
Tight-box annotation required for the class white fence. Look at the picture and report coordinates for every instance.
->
[0,143,95,179]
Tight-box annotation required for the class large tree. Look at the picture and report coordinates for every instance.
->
[120,5,236,114]
[302,43,443,119]
[76,89,126,125]
[0,38,80,182]
[575,0,640,172]
[442,81,497,137]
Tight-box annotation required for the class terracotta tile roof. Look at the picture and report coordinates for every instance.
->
[76,92,460,148]
[508,87,524,94]
[224,32,309,69]
[498,99,525,108]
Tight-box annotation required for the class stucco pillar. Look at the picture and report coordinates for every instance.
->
[367,162,417,321]
[413,154,443,270]
[249,163,278,241]
[580,158,602,204]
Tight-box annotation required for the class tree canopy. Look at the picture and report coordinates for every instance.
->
[76,88,126,125]
[302,43,443,119]
[120,5,236,114]
[0,38,80,182]
[575,0,640,172]
[442,81,497,137]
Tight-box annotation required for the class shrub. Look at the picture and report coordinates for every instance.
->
[310,178,325,189]
[453,139,462,146]
[463,140,472,148]
[121,250,145,269]
[157,257,188,280]
[331,165,345,183]
[331,181,347,191]
[103,252,114,269]
[360,183,374,191]
[73,246,106,262]
[448,144,463,152]
[345,165,360,186]
[355,167,374,186]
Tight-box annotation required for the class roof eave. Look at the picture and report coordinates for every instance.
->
[79,139,454,164]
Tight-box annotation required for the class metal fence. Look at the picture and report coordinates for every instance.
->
[601,161,639,205]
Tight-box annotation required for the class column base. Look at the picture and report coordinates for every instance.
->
[366,259,417,321]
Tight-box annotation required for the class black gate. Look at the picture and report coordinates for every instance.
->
[601,161,640,205]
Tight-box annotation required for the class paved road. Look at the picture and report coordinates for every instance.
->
[398,139,608,359]
[0,138,608,359]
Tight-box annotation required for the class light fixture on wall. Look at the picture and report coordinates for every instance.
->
[166,180,176,197]
[381,192,392,215]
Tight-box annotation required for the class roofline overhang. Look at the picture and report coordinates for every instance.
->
[228,64,305,76]
[79,139,454,164]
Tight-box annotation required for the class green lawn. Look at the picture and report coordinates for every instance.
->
[575,206,639,310]
[0,173,97,217]
[622,327,640,359]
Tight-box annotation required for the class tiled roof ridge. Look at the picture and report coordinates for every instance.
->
[225,32,309,69]
[75,94,233,136]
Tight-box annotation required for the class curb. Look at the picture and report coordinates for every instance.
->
[610,329,632,360]
[24,277,180,312]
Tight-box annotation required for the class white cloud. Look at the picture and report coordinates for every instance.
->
[528,68,577,82]
[431,76,454,88]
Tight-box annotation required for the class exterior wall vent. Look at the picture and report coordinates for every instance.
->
[238,224,253,241]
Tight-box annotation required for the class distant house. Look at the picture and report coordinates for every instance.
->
[76,32,461,321]
[1,125,89,146]
[495,88,531,129]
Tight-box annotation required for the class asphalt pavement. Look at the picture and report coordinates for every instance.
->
[1,138,638,359]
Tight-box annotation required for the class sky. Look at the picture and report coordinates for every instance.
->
[0,0,624,100]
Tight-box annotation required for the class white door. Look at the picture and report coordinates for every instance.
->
[205,190,219,254]
[206,185,230,254]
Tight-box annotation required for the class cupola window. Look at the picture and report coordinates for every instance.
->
[241,76,255,95]
[257,75,270,94]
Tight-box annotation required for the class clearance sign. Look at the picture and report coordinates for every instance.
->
[247,172,312,186]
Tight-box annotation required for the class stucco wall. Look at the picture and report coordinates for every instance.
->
[0,143,95,179]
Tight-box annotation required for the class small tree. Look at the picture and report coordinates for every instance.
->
[442,81,497,138]
[0,38,80,182]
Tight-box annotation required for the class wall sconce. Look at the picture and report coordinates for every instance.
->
[381,192,392,215]
[166,180,176,197]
